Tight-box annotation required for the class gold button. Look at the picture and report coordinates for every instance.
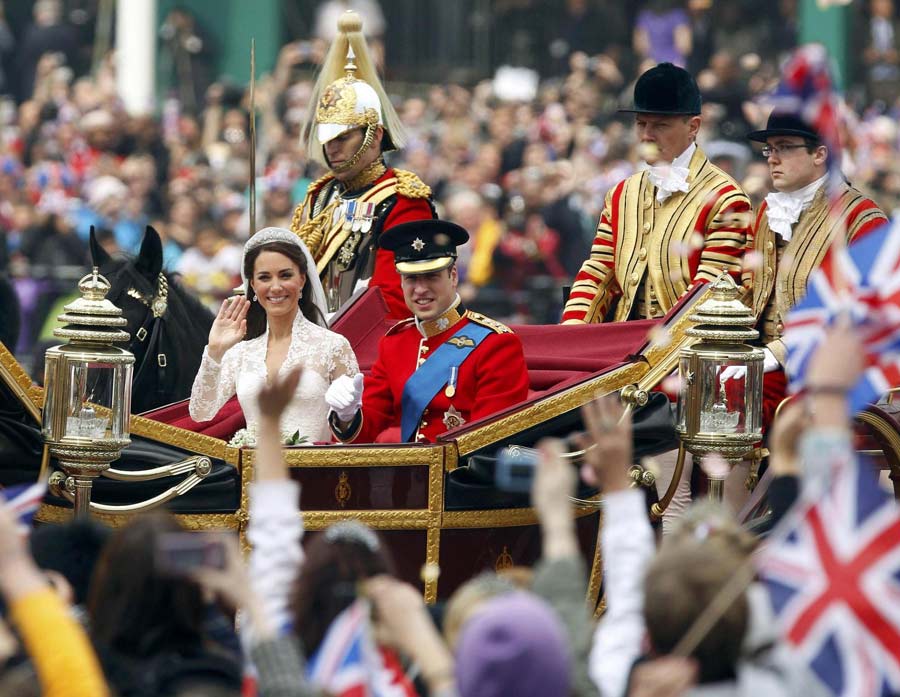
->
[643,197,653,209]
[423,409,429,416]
[766,241,774,251]
[420,420,427,428]
[417,358,425,367]
[630,272,640,285]
[639,247,647,259]
[765,267,773,275]
[642,221,651,232]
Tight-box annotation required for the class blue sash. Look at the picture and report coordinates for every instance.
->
[400,322,492,442]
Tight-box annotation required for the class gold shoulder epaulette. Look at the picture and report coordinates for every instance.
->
[466,311,512,334]
[386,317,416,336]
[394,169,432,199]
[306,172,335,196]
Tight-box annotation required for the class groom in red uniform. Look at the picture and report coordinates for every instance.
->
[327,220,529,443]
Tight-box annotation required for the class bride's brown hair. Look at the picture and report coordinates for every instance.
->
[243,241,324,339]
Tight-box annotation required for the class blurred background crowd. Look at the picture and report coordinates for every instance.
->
[1,0,899,369]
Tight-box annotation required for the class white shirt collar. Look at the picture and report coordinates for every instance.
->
[764,174,827,241]
[648,142,696,203]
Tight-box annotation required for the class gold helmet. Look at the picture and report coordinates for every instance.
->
[305,11,405,171]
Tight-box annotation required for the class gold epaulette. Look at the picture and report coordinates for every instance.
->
[306,172,336,197]
[465,311,512,334]
[394,169,432,199]
[385,317,416,336]
[290,173,339,255]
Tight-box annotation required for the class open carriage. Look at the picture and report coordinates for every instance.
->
[2,280,898,605]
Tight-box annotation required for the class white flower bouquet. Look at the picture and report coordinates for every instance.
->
[227,427,310,448]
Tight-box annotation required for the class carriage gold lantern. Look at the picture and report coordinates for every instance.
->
[672,274,764,501]
[42,268,134,517]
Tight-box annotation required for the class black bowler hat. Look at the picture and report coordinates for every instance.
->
[747,112,820,143]
[619,62,702,116]
[379,219,469,274]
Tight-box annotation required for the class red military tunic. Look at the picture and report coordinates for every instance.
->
[291,167,435,320]
[334,308,530,444]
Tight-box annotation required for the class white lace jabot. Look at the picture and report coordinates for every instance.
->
[648,142,695,203]
[764,174,827,241]
[189,310,359,442]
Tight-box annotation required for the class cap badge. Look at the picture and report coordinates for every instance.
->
[411,237,426,252]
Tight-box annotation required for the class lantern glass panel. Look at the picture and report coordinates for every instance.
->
[60,359,131,440]
[696,356,761,435]
[676,354,692,431]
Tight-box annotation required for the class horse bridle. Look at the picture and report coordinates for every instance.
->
[126,272,170,400]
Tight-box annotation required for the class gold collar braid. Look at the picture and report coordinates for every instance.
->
[340,158,387,193]
[417,296,465,338]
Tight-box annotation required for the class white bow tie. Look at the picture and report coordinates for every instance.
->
[648,164,690,203]
[765,192,806,241]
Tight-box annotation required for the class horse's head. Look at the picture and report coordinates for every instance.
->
[90,226,214,413]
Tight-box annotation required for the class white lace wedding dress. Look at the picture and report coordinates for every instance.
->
[189,311,358,443]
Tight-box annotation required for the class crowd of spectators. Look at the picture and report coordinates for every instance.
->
[0,321,877,697]
[3,0,900,358]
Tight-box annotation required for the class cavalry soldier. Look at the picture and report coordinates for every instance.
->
[562,62,752,324]
[291,11,435,319]
[742,111,887,422]
[325,219,530,444]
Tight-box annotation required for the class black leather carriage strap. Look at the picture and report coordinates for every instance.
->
[146,316,168,400]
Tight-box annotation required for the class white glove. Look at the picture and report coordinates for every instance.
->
[719,347,780,382]
[326,373,364,422]
[762,347,780,372]
[719,365,746,382]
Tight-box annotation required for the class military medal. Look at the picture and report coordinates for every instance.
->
[444,366,458,398]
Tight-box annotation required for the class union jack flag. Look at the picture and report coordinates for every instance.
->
[0,480,47,532]
[783,217,900,413]
[306,598,416,697]
[756,449,900,697]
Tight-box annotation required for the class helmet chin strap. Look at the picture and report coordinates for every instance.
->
[325,123,378,174]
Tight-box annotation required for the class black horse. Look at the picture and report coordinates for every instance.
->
[90,227,214,414]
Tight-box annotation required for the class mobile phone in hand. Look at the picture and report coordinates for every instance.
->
[495,445,539,494]
[155,532,226,576]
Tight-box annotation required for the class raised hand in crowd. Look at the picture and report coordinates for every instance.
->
[804,319,865,429]
[256,364,303,482]
[534,438,579,560]
[768,401,808,478]
[578,394,633,492]
[207,296,250,363]
[0,502,110,697]
[365,575,456,695]
[191,533,275,640]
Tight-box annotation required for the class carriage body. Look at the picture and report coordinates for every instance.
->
[2,282,896,601]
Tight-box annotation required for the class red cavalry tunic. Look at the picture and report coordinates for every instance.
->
[292,168,435,320]
[334,311,530,444]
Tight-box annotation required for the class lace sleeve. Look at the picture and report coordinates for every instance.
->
[189,345,239,422]
[329,335,359,381]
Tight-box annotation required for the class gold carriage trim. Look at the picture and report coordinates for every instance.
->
[36,503,240,530]
[394,169,432,199]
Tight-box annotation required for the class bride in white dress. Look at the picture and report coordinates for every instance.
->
[189,227,359,444]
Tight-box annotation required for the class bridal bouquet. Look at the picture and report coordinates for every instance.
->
[227,427,309,448]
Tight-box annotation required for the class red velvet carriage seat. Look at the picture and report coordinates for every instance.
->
[141,288,665,439]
